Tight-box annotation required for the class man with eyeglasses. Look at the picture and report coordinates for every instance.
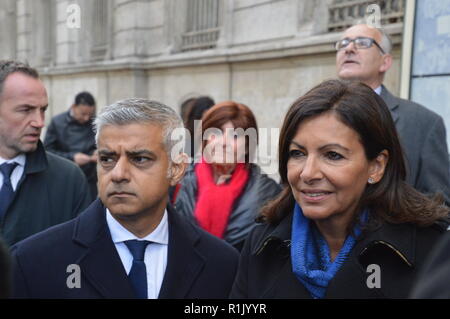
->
[336,24,449,206]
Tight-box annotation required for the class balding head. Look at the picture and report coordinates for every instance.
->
[335,24,393,89]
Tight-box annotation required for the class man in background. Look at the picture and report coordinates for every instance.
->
[44,91,98,199]
[0,60,91,246]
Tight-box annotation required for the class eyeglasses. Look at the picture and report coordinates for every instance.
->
[335,37,385,54]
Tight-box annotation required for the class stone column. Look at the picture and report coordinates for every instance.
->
[216,0,233,49]
[113,0,167,59]
[16,0,31,61]
[55,0,78,65]
[0,0,17,60]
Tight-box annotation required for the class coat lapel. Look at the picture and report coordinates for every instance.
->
[380,86,400,124]
[158,205,205,299]
[260,251,312,298]
[326,222,417,298]
[252,213,311,298]
[72,199,135,298]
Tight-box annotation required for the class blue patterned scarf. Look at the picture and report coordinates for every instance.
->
[291,203,367,299]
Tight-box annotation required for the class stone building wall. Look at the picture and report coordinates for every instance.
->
[0,0,406,175]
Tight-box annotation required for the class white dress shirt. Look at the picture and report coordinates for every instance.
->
[106,209,168,299]
[0,154,26,191]
[374,85,382,96]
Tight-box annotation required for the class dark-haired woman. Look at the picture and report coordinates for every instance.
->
[184,96,216,158]
[230,80,449,298]
[176,101,281,251]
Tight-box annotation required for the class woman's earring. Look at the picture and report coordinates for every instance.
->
[368,177,375,184]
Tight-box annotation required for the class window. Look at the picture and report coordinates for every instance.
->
[181,0,221,51]
[91,0,109,60]
[328,0,405,32]
[0,0,16,60]
[33,0,54,66]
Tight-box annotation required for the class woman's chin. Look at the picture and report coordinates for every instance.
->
[211,162,236,173]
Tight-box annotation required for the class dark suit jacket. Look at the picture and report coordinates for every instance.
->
[11,199,239,299]
[1,142,92,246]
[381,86,450,205]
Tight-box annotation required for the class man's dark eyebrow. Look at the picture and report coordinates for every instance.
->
[126,150,156,157]
[98,150,116,156]
[16,104,48,109]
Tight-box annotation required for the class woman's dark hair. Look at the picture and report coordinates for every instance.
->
[187,96,215,125]
[261,79,449,227]
[200,101,258,164]
[180,97,196,124]
[184,96,215,157]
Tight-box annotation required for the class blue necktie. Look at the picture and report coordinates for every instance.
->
[124,240,151,299]
[0,162,18,220]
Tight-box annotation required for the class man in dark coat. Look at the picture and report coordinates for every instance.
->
[44,91,98,199]
[0,60,92,246]
[11,98,238,299]
[336,24,449,205]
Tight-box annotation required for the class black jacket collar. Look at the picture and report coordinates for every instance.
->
[71,199,133,298]
[355,222,415,267]
[64,110,78,125]
[254,212,419,268]
[23,141,48,175]
[158,204,205,299]
[253,213,292,256]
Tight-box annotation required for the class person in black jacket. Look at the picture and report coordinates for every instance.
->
[230,80,449,299]
[11,98,238,299]
[0,60,92,246]
[175,101,281,251]
[44,92,98,199]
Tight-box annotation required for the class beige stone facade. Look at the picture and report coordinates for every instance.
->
[0,0,406,175]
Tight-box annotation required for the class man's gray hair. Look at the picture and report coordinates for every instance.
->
[377,27,392,54]
[0,60,39,100]
[351,22,393,55]
[94,98,185,155]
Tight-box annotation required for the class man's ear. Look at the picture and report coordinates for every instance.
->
[168,153,188,186]
[368,149,389,184]
[379,53,392,73]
